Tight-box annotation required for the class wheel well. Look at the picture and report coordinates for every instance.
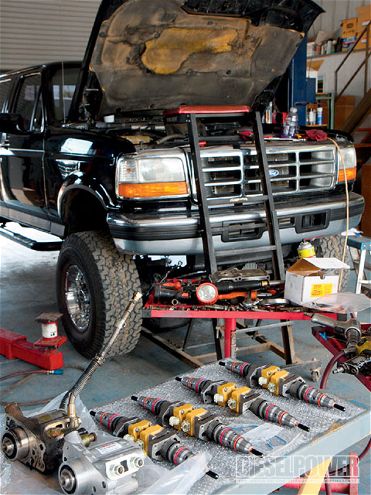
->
[62,190,108,235]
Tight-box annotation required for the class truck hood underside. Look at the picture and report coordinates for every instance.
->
[86,0,323,115]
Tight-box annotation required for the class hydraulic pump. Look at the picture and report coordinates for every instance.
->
[131,395,263,456]
[220,360,345,411]
[175,376,309,431]
[58,434,145,495]
[1,293,142,475]
[1,403,92,474]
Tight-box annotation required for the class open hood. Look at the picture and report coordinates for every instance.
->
[72,0,323,117]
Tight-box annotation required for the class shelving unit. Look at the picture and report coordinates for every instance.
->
[316,92,335,128]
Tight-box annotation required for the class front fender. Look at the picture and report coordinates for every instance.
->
[57,174,116,221]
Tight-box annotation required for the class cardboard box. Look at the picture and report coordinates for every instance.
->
[356,5,371,22]
[354,20,370,50]
[355,5,370,50]
[284,258,349,305]
[334,95,356,129]
[341,17,358,38]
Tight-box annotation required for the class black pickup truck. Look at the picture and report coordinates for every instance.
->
[0,0,364,358]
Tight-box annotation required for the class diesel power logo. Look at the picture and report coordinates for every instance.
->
[234,455,352,485]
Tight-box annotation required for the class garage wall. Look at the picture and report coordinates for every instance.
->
[0,0,101,72]
[1,0,369,72]
[310,0,369,38]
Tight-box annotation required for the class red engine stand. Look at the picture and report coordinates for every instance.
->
[0,328,66,370]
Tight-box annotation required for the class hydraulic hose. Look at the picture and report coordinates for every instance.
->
[60,292,142,418]
[320,350,346,389]
[0,367,84,408]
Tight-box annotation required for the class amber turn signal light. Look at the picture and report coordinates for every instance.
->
[337,167,357,183]
[118,181,188,198]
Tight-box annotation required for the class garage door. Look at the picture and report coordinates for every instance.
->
[0,0,101,72]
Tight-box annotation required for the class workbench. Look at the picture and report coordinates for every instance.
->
[99,362,370,495]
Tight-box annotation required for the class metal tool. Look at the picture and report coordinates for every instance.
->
[58,433,145,495]
[259,298,290,306]
[90,410,219,478]
[154,272,267,306]
[1,292,142,474]
[131,395,263,456]
[311,314,362,353]
[333,354,371,376]
[312,314,371,377]
[220,360,345,411]
[175,376,309,431]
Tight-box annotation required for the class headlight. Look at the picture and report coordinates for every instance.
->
[116,152,189,199]
[337,145,357,183]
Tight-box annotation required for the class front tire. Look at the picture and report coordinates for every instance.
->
[315,234,351,290]
[56,231,142,359]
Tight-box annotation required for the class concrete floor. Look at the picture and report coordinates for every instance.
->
[0,224,370,494]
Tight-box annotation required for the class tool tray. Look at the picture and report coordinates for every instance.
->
[98,363,368,495]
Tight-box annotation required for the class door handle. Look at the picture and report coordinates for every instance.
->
[1,140,10,148]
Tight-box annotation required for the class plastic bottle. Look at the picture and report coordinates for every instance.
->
[316,106,323,125]
[282,107,298,138]
[308,108,316,125]
[288,107,298,138]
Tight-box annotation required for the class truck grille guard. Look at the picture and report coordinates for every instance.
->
[187,143,337,205]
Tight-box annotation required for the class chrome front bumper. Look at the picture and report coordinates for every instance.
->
[110,192,364,255]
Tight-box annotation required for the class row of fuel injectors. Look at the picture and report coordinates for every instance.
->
[91,358,345,469]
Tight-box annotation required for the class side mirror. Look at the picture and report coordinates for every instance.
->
[0,113,27,134]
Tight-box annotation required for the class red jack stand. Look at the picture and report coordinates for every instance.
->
[0,313,67,370]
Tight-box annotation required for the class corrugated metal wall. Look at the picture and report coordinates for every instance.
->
[0,0,101,71]
[310,0,369,39]
[0,0,369,72]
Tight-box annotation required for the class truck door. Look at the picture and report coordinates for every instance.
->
[0,72,49,229]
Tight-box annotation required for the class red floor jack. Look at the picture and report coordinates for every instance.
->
[0,313,66,370]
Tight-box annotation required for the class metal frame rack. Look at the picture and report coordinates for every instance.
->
[143,304,334,371]
[143,105,329,374]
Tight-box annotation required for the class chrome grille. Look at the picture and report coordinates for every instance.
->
[189,144,336,203]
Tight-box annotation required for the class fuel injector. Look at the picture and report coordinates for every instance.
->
[175,376,309,431]
[131,396,263,456]
[90,410,192,465]
[219,360,345,411]
[90,410,218,478]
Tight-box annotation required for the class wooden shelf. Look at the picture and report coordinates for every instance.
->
[307,49,366,60]
[307,52,344,60]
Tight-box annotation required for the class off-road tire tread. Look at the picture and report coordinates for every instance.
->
[315,234,351,290]
[114,252,143,355]
[57,231,142,359]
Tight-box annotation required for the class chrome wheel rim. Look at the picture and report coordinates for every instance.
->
[64,265,91,332]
